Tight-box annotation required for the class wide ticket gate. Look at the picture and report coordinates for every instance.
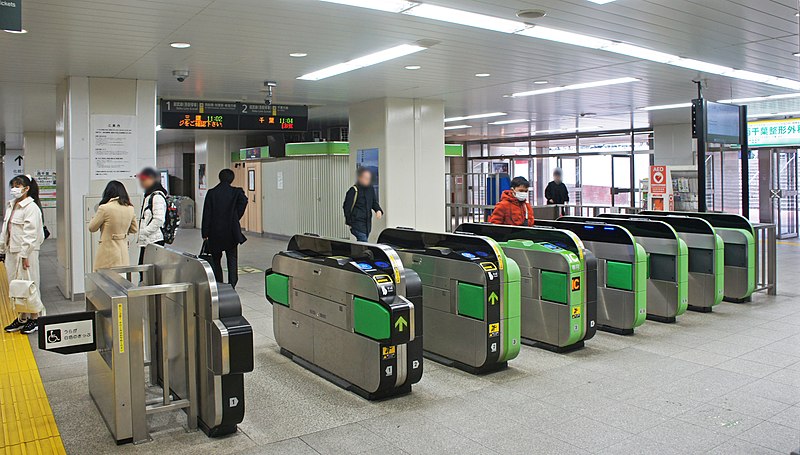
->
[535,220,646,335]
[561,217,688,323]
[457,223,597,352]
[265,235,423,399]
[377,228,521,373]
[642,211,755,302]
[41,245,255,445]
[601,214,724,312]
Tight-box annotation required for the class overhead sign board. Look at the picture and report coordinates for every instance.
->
[747,118,800,147]
[160,100,308,131]
[37,312,97,355]
[0,0,22,32]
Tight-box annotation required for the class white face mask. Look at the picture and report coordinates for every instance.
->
[10,187,24,199]
[515,191,528,201]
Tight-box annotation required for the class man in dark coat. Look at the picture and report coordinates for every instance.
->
[545,168,570,205]
[202,168,248,288]
[342,167,383,242]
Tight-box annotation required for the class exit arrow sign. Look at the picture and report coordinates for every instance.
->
[488,292,499,305]
[14,155,23,166]
[394,316,408,332]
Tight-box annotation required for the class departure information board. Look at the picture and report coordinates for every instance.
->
[160,99,308,131]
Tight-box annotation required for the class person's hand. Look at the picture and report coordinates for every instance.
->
[22,258,29,269]
[376,211,383,220]
[548,199,554,203]
[203,237,208,241]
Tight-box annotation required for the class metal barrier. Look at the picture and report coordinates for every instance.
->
[446,203,641,230]
[753,223,777,295]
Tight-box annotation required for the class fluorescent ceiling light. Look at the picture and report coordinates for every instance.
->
[405,65,421,70]
[534,80,549,85]
[403,3,528,33]
[637,103,692,111]
[289,52,308,57]
[4,29,27,34]
[319,0,417,13]
[532,126,602,134]
[319,0,800,91]
[445,112,507,122]
[444,124,473,130]
[518,26,613,49]
[298,44,426,80]
[475,73,491,77]
[511,77,639,98]
[748,111,800,119]
[489,119,531,125]
[170,42,191,49]
[719,93,800,104]
[156,124,162,131]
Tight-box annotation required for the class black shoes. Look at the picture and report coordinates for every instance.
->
[21,319,38,334]
[4,318,38,334]
[4,319,25,333]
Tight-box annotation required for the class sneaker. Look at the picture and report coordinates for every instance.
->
[21,319,38,335]
[4,319,26,333]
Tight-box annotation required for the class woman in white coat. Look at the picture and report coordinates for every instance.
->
[1,175,45,334]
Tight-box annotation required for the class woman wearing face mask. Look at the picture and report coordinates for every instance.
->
[1,175,45,334]
[488,176,535,227]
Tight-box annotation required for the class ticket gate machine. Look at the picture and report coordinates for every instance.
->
[535,220,647,335]
[456,223,597,352]
[265,235,423,399]
[377,228,521,373]
[77,245,254,444]
[601,214,724,312]
[561,217,688,323]
[642,211,755,302]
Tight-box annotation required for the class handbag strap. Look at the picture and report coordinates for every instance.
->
[15,257,31,281]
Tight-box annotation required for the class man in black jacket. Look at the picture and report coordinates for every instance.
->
[342,168,383,242]
[545,168,570,206]
[202,169,248,288]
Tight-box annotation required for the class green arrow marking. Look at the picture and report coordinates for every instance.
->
[394,316,408,332]
[488,292,499,305]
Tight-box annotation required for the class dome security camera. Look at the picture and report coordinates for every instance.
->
[172,69,190,83]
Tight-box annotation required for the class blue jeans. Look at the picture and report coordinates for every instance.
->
[350,228,369,242]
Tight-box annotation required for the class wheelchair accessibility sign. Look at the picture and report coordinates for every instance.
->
[38,312,97,355]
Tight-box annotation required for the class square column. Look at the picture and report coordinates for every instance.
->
[349,98,445,240]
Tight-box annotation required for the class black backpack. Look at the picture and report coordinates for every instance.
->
[146,191,180,244]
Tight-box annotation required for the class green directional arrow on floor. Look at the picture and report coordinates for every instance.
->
[488,292,499,305]
[394,316,408,332]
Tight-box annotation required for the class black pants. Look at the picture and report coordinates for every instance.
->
[138,241,165,283]
[210,248,239,289]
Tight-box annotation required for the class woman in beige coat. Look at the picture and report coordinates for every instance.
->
[88,181,138,271]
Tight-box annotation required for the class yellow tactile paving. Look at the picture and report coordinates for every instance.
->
[0,264,66,455]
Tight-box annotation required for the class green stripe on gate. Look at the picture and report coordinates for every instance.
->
[714,233,725,306]
[676,238,689,316]
[501,257,521,362]
[353,297,391,340]
[633,243,648,328]
[266,273,290,306]
[457,282,485,320]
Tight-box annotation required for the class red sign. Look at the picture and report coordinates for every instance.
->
[650,166,667,195]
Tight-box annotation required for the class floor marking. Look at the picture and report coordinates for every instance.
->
[0,263,66,454]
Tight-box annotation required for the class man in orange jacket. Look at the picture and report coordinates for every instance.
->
[488,176,534,226]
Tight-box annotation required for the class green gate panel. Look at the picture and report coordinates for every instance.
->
[714,233,725,306]
[458,282,485,320]
[501,257,522,362]
[607,261,634,291]
[266,273,290,306]
[633,243,648,327]
[353,297,391,340]
[541,271,568,304]
[676,238,689,315]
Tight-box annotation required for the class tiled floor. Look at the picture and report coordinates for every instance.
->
[22,230,800,454]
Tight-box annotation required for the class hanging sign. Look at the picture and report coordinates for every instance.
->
[747,118,800,147]
[0,0,22,32]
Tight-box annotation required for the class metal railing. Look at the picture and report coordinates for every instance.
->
[446,203,642,231]
[753,223,777,295]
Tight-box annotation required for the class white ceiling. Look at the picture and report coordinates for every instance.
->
[1,0,799,147]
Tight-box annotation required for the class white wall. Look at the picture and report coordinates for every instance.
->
[23,132,57,237]
[194,133,243,227]
[654,124,696,166]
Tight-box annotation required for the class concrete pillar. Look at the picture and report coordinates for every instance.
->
[194,133,243,227]
[56,77,157,299]
[23,132,58,238]
[349,98,445,239]
[654,124,696,166]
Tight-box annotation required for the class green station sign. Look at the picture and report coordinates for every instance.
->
[748,118,800,147]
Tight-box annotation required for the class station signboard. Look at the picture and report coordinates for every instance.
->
[160,100,308,131]
[747,118,800,147]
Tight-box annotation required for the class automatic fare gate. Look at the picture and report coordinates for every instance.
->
[40,245,255,445]
[455,223,596,352]
[377,228,521,373]
[561,217,689,323]
[601,214,724,312]
[642,211,755,303]
[535,220,646,335]
[264,235,423,399]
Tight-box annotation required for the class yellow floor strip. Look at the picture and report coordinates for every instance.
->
[0,264,66,455]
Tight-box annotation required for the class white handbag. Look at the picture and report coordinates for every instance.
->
[9,260,43,314]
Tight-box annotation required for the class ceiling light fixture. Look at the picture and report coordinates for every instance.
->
[748,111,800,119]
[637,102,693,111]
[444,124,473,130]
[4,29,27,34]
[511,77,640,98]
[318,1,800,91]
[297,43,427,80]
[445,112,507,122]
[719,93,800,103]
[516,9,546,19]
[489,119,531,125]
[170,42,191,49]
[586,0,616,4]
[533,80,549,85]
[405,65,422,70]
[475,73,491,77]
[156,125,163,131]
[289,52,308,57]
